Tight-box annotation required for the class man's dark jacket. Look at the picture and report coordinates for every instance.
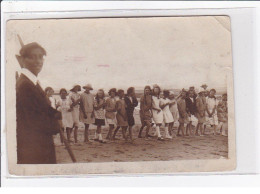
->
[16,74,60,164]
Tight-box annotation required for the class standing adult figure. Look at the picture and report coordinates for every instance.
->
[16,42,61,164]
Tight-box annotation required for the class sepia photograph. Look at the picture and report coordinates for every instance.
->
[5,16,236,175]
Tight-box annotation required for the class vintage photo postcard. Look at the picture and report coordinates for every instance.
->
[5,16,236,176]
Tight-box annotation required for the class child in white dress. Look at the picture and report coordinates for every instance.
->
[160,90,174,139]
[57,88,73,143]
[205,89,218,135]
[151,84,164,141]
[168,91,178,136]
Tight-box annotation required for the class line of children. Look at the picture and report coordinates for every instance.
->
[46,83,228,144]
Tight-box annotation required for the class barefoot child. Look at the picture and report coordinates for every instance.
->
[160,90,174,139]
[195,88,206,136]
[93,89,106,143]
[151,84,164,141]
[112,89,128,141]
[80,84,95,143]
[69,85,81,144]
[169,91,178,137]
[105,88,117,140]
[125,87,138,142]
[177,89,189,137]
[139,86,153,139]
[57,88,73,143]
[217,93,228,136]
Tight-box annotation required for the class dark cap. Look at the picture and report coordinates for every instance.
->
[108,88,117,95]
[19,42,46,57]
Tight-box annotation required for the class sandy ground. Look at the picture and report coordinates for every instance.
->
[54,111,228,163]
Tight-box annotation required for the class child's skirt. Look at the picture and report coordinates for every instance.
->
[61,111,73,129]
[162,109,174,124]
[152,109,164,124]
[95,119,105,126]
[170,110,179,122]
[71,107,80,127]
[116,113,128,127]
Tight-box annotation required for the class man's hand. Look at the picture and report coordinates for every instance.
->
[83,113,88,119]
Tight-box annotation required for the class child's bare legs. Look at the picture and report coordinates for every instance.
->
[199,124,204,136]
[145,121,151,138]
[60,127,65,143]
[66,127,72,142]
[106,124,114,140]
[74,126,78,143]
[186,123,191,136]
[177,124,181,136]
[213,125,216,135]
[168,122,173,136]
[181,124,185,136]
[138,125,145,138]
[84,124,89,142]
[203,124,206,135]
[195,123,199,136]
[122,126,127,141]
[96,125,104,142]
[112,126,120,140]
[128,126,133,141]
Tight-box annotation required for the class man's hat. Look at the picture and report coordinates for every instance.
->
[83,84,93,90]
[201,84,208,88]
[70,85,81,91]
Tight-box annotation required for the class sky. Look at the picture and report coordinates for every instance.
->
[6,16,232,92]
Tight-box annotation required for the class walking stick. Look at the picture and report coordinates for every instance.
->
[58,126,77,163]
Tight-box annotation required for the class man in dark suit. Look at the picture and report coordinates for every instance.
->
[16,42,60,164]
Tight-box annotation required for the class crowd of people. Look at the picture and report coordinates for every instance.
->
[45,83,228,145]
[15,42,228,163]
